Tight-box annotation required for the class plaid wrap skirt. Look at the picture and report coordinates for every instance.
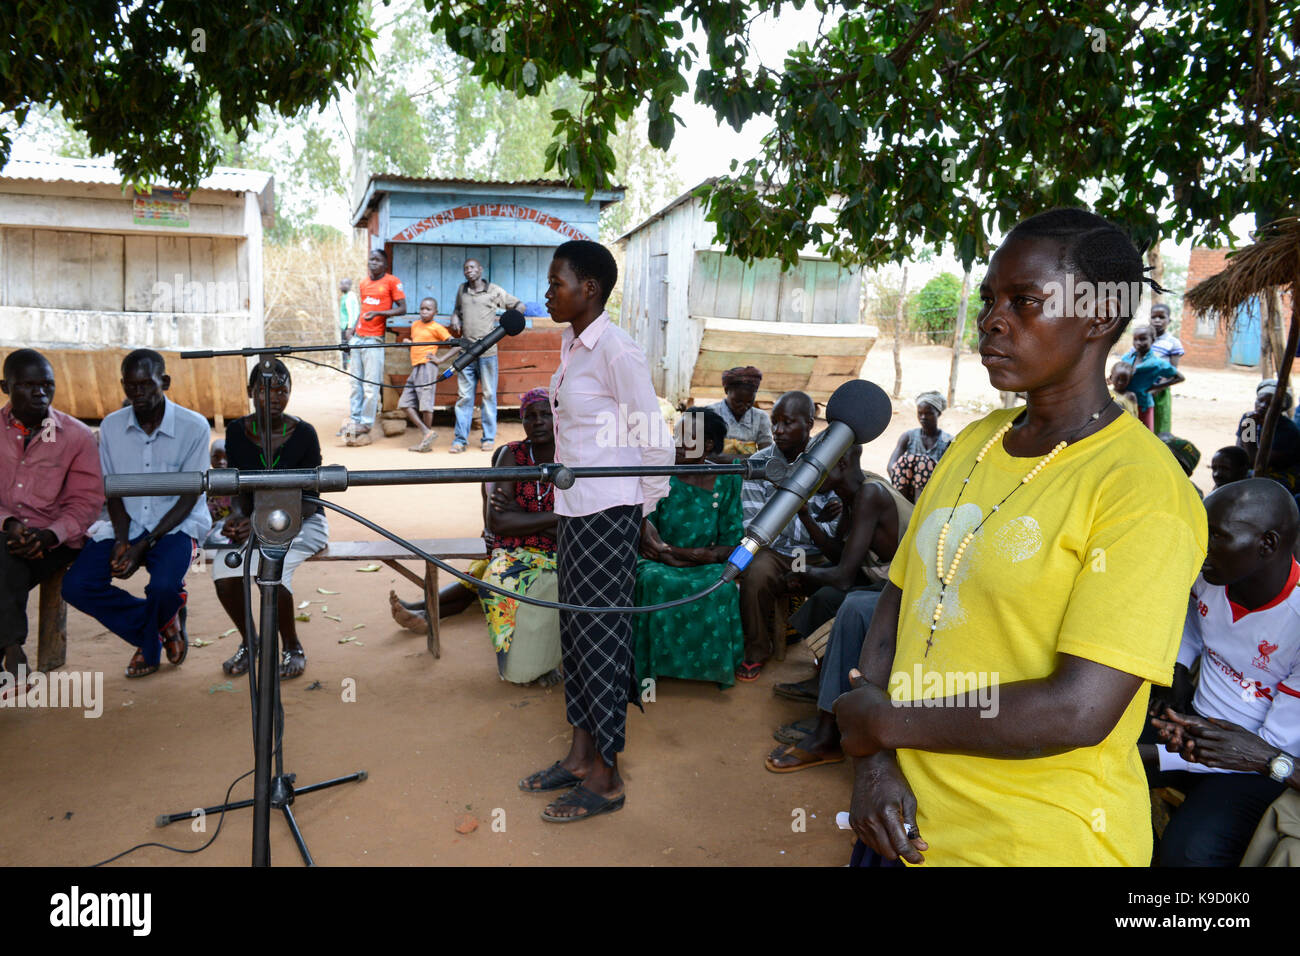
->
[557,504,642,766]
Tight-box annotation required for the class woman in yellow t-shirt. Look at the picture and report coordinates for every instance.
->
[834,209,1207,867]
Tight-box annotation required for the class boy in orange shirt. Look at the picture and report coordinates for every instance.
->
[400,297,456,452]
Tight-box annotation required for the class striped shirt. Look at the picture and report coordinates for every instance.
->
[740,443,838,558]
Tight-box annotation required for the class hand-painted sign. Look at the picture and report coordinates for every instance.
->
[133,188,190,228]
[391,203,592,242]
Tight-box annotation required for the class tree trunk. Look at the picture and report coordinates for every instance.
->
[1146,241,1164,296]
[1261,292,1279,379]
[1255,282,1299,474]
[948,267,972,407]
[892,264,907,400]
[350,0,375,218]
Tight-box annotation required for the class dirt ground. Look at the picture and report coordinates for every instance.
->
[0,343,1261,867]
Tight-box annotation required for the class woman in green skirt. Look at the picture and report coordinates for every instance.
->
[635,407,746,687]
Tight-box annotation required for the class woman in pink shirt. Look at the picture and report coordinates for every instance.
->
[518,240,674,823]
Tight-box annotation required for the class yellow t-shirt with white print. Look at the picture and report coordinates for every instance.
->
[887,406,1206,866]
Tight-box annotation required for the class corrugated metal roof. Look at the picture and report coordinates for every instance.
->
[615,178,718,243]
[0,155,273,195]
[351,173,625,225]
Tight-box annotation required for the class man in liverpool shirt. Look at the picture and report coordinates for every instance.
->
[1145,478,1300,865]
[342,249,406,439]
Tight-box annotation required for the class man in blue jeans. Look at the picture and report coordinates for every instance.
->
[342,249,406,441]
[63,350,212,678]
[448,257,523,453]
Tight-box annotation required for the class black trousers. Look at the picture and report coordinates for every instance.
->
[0,542,80,650]
[1142,715,1285,866]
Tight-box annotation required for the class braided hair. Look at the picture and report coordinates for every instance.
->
[1007,208,1164,341]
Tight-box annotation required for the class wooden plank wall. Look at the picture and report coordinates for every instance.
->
[690,249,861,324]
[2,227,243,312]
[0,347,247,421]
[689,319,875,407]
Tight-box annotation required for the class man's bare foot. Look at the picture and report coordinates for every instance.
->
[389,590,427,633]
[533,667,563,688]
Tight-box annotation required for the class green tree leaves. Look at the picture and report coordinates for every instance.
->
[0,0,373,188]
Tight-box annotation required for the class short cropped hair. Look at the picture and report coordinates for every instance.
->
[122,348,166,378]
[679,407,728,455]
[554,240,618,306]
[3,348,50,382]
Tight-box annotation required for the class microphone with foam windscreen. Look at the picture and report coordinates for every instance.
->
[720,379,892,582]
[439,309,527,380]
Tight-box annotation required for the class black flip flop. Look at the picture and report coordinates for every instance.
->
[773,678,819,702]
[518,761,582,793]
[773,717,819,746]
[540,784,625,823]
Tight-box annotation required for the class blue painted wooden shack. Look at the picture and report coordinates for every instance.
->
[350,177,623,409]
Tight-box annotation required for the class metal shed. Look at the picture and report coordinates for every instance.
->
[349,176,623,408]
[616,181,875,406]
[0,155,272,420]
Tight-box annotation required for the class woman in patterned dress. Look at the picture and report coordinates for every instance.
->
[635,408,745,687]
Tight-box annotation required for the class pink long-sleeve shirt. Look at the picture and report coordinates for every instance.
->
[0,404,104,548]
[550,312,673,518]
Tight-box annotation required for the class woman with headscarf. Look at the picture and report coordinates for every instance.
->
[833,208,1206,867]
[705,365,773,462]
[388,388,563,685]
[474,386,564,684]
[887,391,955,503]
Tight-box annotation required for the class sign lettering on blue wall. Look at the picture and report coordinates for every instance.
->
[393,204,593,243]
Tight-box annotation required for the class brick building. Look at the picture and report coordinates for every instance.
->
[1182,245,1294,369]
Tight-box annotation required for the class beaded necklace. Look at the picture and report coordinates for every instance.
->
[251,418,289,469]
[926,399,1114,655]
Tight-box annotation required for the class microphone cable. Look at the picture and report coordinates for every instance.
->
[284,352,436,391]
[309,496,731,615]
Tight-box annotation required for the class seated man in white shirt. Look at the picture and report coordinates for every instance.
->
[63,350,212,678]
[1142,478,1300,865]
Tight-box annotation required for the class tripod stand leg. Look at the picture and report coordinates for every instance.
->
[252,549,286,867]
[281,804,315,866]
[292,770,369,797]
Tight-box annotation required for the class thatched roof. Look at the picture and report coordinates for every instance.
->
[1185,217,1300,324]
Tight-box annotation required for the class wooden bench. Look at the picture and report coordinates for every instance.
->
[300,537,487,659]
[203,536,487,658]
[37,566,69,671]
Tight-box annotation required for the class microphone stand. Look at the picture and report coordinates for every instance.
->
[154,354,380,867]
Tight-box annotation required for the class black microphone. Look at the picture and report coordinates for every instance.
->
[438,309,527,381]
[720,379,892,582]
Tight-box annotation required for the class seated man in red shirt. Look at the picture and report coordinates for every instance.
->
[0,349,104,684]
